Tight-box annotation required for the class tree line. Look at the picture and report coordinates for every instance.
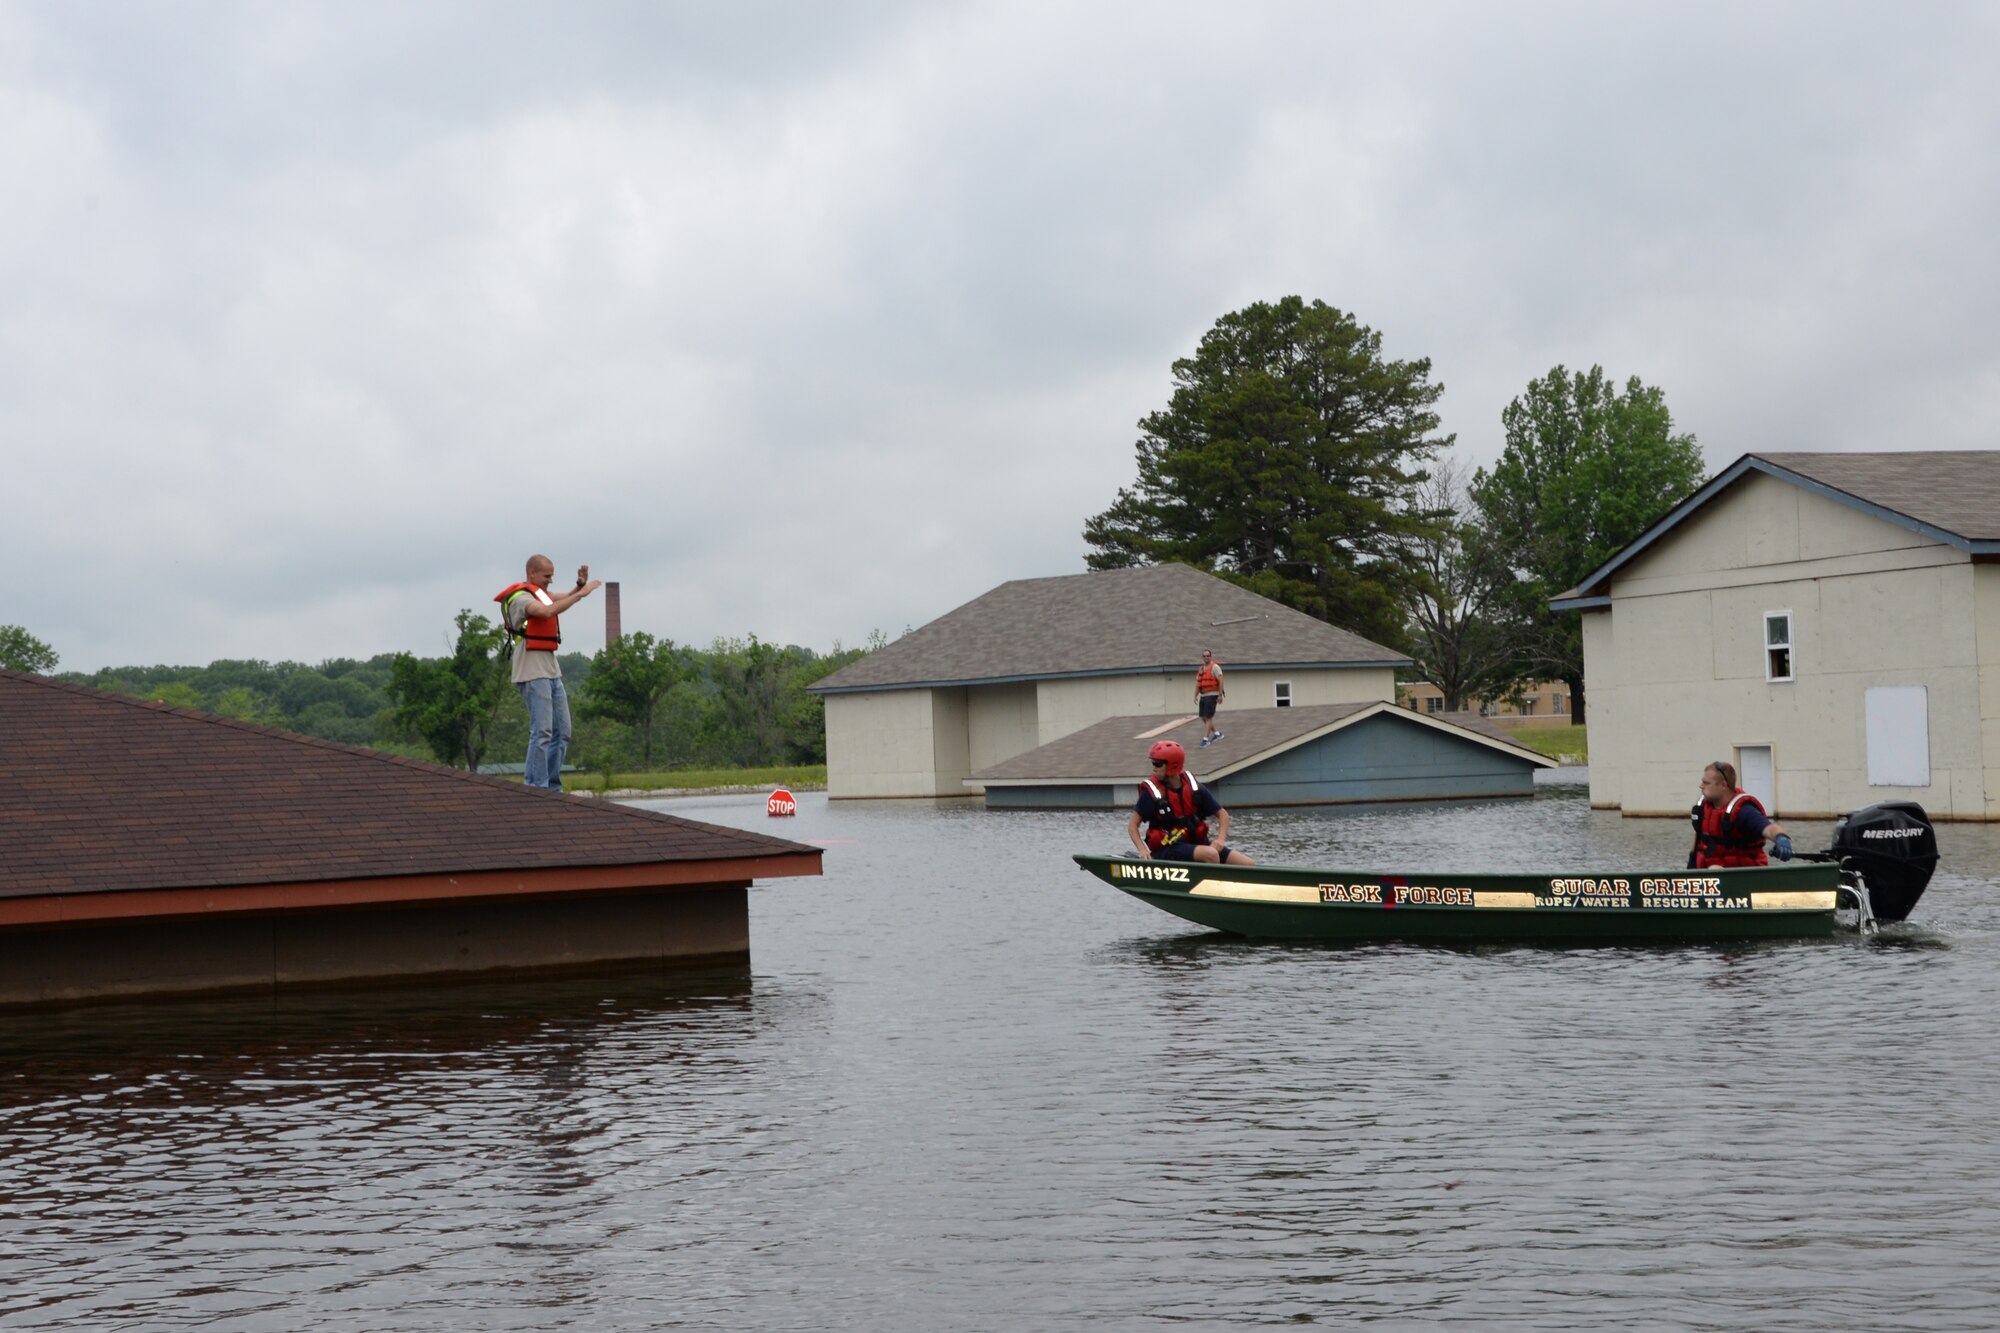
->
[1085,296,1708,717]
[13,629,867,774]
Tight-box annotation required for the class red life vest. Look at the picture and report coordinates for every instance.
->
[1196,662,1222,695]
[1692,790,1769,868]
[1140,774,1211,850]
[495,583,561,653]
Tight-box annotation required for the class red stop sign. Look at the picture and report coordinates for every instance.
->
[767,788,797,816]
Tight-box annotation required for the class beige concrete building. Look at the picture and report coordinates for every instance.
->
[1553,451,2000,820]
[809,564,1408,798]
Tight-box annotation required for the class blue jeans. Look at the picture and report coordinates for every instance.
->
[519,676,571,789]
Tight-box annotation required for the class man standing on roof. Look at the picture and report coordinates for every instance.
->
[1128,740,1256,865]
[1195,649,1225,747]
[495,555,601,791]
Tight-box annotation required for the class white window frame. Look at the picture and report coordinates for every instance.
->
[1273,680,1292,708]
[1764,611,1794,683]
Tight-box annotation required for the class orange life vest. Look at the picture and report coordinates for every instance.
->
[1140,774,1211,850]
[495,583,560,653]
[1196,662,1222,695]
[1693,790,1769,868]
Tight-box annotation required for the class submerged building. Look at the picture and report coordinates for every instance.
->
[810,564,1409,798]
[0,671,820,1006]
[1555,450,2000,819]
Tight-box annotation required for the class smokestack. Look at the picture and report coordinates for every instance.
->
[604,581,622,644]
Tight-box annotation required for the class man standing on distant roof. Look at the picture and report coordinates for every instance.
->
[495,555,601,791]
[1195,648,1225,747]
[1128,740,1254,865]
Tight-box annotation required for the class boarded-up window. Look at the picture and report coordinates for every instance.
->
[1865,686,1930,787]
[1765,612,1793,682]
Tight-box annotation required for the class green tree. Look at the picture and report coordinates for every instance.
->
[147,681,202,709]
[1083,296,1450,646]
[0,625,58,674]
[1401,458,1519,712]
[386,610,513,769]
[1470,365,1705,720]
[579,631,690,770]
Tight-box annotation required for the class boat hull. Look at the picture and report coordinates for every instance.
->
[1073,855,1847,944]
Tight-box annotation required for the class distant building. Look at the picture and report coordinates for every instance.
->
[0,671,820,1006]
[809,565,1409,798]
[1401,680,1572,724]
[1553,451,2000,819]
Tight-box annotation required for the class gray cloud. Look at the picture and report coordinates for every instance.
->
[7,1,1998,671]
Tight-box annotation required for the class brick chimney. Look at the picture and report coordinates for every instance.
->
[604,581,622,644]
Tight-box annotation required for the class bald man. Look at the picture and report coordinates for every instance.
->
[494,554,600,789]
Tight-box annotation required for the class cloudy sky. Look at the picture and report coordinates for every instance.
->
[7,2,1996,672]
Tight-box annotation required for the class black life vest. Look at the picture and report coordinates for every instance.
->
[1691,790,1769,868]
[1140,774,1210,850]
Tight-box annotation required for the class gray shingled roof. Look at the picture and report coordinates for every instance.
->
[811,564,1407,693]
[968,702,1552,784]
[1556,450,2000,604]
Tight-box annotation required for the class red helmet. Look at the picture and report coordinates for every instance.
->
[1148,739,1185,777]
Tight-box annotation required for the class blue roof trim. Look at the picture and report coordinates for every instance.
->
[808,659,1412,695]
[1556,454,2000,605]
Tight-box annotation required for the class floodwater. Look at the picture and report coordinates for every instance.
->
[6,775,2000,1330]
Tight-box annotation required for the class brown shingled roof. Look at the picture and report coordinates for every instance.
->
[969,702,1552,784]
[0,671,818,900]
[812,564,1407,692]
[1753,451,2000,542]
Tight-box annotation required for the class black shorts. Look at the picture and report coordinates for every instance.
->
[1198,695,1219,719]
[1154,841,1233,863]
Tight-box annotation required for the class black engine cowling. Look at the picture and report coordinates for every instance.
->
[1830,801,1938,923]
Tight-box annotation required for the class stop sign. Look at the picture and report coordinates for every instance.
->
[767,788,797,817]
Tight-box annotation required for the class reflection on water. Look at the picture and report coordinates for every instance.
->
[4,787,1998,1330]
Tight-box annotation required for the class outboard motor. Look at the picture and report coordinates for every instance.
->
[1830,801,1938,923]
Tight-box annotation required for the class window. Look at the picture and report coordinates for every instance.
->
[1425,696,1443,715]
[1552,694,1566,715]
[1273,681,1292,708]
[1765,612,1793,682]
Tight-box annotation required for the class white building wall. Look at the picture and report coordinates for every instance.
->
[966,681,1039,774]
[1581,611,1620,810]
[1588,473,1985,817]
[1035,675,1174,745]
[824,688,978,799]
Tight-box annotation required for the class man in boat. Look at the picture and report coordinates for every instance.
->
[1128,740,1256,864]
[495,555,601,790]
[1195,649,1225,747]
[1689,759,1793,869]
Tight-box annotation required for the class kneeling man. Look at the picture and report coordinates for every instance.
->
[1127,740,1256,865]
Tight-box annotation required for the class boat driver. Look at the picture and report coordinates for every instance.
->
[1689,759,1792,869]
[1127,740,1256,865]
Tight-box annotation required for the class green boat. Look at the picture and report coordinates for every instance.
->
[1078,800,1940,944]
[1073,855,1867,943]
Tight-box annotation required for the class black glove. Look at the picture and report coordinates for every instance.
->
[1773,834,1793,861]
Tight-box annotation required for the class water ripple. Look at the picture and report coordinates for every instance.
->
[3,790,1998,1329]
